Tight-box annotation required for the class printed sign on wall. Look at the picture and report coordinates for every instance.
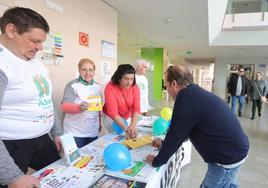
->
[79,32,89,47]
[41,32,64,65]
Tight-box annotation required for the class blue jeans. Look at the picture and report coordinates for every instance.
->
[74,136,98,148]
[231,96,245,113]
[200,163,240,188]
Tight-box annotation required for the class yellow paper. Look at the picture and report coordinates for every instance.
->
[122,135,153,149]
[73,155,93,168]
[87,96,102,111]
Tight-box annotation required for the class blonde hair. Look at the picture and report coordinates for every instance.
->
[78,58,95,70]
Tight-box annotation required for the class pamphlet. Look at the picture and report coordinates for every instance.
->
[87,96,102,111]
[60,133,81,165]
[122,135,153,149]
[89,174,146,188]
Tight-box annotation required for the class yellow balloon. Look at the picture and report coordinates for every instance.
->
[160,107,172,121]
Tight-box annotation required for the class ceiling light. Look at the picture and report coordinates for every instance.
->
[163,17,172,23]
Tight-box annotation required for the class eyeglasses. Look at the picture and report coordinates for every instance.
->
[239,70,244,73]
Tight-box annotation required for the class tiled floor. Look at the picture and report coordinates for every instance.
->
[176,102,268,188]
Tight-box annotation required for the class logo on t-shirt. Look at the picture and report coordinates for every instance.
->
[33,75,52,107]
[138,83,146,90]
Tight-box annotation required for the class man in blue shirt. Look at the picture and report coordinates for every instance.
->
[145,65,249,187]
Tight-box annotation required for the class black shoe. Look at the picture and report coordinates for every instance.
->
[250,117,255,120]
[258,112,261,117]
[238,111,242,117]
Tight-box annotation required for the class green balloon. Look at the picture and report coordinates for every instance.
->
[153,117,168,135]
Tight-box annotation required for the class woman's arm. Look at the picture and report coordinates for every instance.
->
[125,86,141,139]
[126,112,140,139]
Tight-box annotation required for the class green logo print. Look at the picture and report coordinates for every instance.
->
[33,75,52,106]
[139,83,146,90]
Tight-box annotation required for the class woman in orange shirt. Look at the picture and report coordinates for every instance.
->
[103,64,140,139]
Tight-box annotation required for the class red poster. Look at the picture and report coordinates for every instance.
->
[79,32,89,46]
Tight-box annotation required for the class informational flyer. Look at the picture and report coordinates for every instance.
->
[100,61,112,85]
[101,40,116,59]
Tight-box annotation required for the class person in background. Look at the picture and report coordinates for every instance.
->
[250,72,267,120]
[103,64,140,139]
[0,7,62,188]
[135,59,151,116]
[61,58,102,148]
[145,65,249,187]
[227,66,249,117]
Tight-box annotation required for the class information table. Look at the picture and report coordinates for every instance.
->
[34,132,191,188]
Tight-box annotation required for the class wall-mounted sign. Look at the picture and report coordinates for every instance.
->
[41,32,64,65]
[79,32,89,47]
[101,40,115,59]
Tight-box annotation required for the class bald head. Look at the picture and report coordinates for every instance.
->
[165,65,193,87]
[135,59,149,75]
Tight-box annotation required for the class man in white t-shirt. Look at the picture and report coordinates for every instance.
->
[135,59,151,115]
[0,7,62,188]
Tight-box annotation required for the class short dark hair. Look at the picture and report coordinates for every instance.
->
[238,66,244,71]
[111,64,136,85]
[166,65,193,87]
[0,7,49,34]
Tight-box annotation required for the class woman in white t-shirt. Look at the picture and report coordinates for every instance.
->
[61,58,102,148]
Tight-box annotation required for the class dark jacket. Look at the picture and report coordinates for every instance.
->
[227,74,248,96]
[152,84,249,167]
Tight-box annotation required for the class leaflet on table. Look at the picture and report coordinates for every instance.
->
[93,132,125,149]
[41,165,102,188]
[137,126,152,133]
[89,174,146,188]
[80,145,105,174]
[104,144,159,182]
[60,133,81,165]
[136,116,159,127]
[104,144,158,182]
[130,144,159,161]
[105,160,155,182]
[36,167,62,181]
[122,135,153,149]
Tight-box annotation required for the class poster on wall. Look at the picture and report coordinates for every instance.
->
[79,32,89,47]
[41,33,64,65]
[101,61,112,85]
[101,40,116,59]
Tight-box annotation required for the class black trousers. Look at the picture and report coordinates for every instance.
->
[251,99,262,117]
[1,134,60,187]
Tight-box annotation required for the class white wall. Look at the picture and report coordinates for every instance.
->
[214,57,268,99]
[0,0,118,109]
[208,0,229,44]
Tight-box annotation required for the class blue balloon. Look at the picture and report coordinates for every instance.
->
[112,118,128,134]
[104,143,131,171]
[152,117,168,136]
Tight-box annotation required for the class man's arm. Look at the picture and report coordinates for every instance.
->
[50,100,63,151]
[152,95,197,167]
[50,100,63,138]
[0,70,24,185]
[0,139,24,185]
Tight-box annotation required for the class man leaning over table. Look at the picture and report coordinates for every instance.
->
[145,65,249,188]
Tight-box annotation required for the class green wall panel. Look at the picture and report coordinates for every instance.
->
[141,48,163,100]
